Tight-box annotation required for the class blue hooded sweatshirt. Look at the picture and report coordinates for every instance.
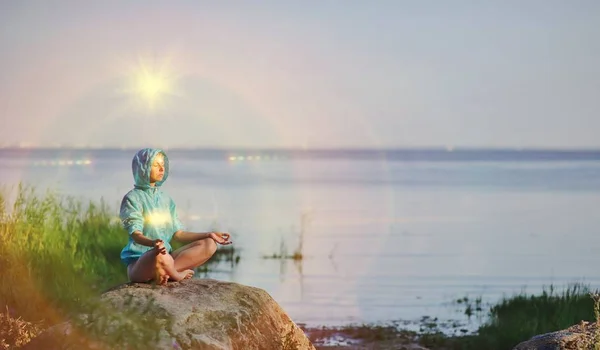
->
[119,148,185,265]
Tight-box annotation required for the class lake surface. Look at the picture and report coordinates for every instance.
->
[2,148,600,329]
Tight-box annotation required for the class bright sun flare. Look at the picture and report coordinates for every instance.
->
[136,68,170,103]
[121,58,178,114]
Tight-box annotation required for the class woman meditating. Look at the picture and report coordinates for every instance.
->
[119,148,232,285]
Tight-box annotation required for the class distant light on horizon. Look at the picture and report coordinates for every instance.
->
[32,159,93,167]
[228,154,280,162]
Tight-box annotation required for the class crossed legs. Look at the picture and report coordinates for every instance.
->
[127,239,218,285]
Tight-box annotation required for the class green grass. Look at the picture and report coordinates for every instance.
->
[473,284,595,348]
[417,284,599,349]
[0,184,129,324]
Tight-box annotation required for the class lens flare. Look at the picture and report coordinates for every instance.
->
[136,67,171,107]
[118,55,180,114]
[146,211,172,226]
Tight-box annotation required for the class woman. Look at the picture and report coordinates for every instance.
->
[119,148,232,285]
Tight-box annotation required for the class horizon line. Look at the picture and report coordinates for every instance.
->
[2,146,600,152]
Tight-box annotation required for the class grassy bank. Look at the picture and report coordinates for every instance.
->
[441,284,598,349]
[0,185,127,325]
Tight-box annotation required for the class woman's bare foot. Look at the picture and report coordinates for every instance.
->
[155,251,170,286]
[151,241,194,284]
[170,269,194,282]
[158,273,170,286]
[182,269,194,280]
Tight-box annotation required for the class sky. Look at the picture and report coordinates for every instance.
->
[0,1,599,149]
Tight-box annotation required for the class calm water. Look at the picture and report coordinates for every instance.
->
[2,148,600,328]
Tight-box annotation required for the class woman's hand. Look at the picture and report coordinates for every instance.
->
[209,232,232,245]
[154,239,167,254]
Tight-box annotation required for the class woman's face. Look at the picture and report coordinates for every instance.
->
[149,153,165,185]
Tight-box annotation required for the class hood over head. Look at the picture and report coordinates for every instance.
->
[131,148,170,189]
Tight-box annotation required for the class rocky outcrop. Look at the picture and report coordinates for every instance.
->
[513,321,600,350]
[23,279,315,350]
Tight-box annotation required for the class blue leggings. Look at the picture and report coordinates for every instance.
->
[122,257,139,266]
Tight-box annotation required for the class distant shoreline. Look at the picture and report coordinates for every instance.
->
[2,147,600,162]
[2,146,600,152]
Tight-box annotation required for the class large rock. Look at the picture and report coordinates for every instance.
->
[513,321,599,350]
[23,279,316,350]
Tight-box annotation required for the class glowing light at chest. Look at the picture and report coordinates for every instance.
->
[145,211,172,226]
